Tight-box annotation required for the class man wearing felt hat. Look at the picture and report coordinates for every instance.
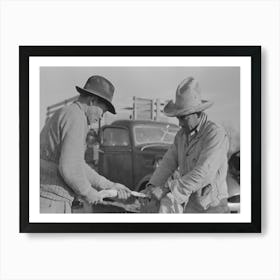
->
[40,75,131,213]
[143,77,230,213]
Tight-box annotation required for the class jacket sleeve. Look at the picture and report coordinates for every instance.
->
[58,108,100,202]
[149,132,179,186]
[173,125,228,200]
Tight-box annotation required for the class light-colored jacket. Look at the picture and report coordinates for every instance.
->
[149,115,229,211]
[40,102,113,203]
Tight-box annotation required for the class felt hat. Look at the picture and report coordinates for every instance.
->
[164,77,213,117]
[76,75,116,114]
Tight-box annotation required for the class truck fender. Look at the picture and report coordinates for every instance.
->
[135,174,152,192]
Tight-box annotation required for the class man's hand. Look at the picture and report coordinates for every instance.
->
[85,188,103,204]
[150,186,167,201]
[139,183,154,205]
[140,183,168,201]
[140,183,155,198]
[139,183,162,213]
[99,189,118,201]
[112,183,131,200]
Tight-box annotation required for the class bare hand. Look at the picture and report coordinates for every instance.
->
[150,186,166,201]
[86,188,103,204]
[141,184,167,201]
[99,189,118,201]
[139,183,155,205]
[141,183,155,198]
[113,183,131,200]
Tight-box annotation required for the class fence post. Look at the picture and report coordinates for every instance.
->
[133,96,136,120]
[151,99,155,120]
[156,98,161,121]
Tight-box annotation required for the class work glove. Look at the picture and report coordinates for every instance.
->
[112,183,132,200]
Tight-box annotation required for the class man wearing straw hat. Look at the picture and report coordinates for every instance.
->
[143,77,230,213]
[40,75,131,213]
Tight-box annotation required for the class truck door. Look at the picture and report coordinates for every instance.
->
[98,126,134,189]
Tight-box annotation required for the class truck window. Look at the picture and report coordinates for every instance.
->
[103,127,130,147]
[134,124,178,146]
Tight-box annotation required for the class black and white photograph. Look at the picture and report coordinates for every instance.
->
[40,67,240,215]
[20,46,261,232]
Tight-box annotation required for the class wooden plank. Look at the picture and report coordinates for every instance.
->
[47,95,78,110]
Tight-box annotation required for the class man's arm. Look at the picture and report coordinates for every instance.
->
[170,125,229,203]
[149,132,179,187]
[58,108,101,203]
[84,163,114,190]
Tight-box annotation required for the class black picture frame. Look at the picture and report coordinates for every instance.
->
[20,46,261,233]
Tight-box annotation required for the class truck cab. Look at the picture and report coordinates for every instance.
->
[96,120,179,191]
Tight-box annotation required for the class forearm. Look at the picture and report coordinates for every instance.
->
[149,164,176,187]
[84,162,114,190]
[149,145,178,186]
[59,161,101,203]
[178,164,209,192]
[59,160,88,194]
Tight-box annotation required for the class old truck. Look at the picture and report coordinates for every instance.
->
[96,119,179,191]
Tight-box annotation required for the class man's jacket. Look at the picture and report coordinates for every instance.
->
[149,115,229,212]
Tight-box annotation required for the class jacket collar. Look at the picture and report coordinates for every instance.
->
[184,113,208,154]
[186,112,207,140]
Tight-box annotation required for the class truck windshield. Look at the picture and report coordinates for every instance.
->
[134,124,179,146]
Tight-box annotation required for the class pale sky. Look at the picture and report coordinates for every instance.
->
[40,67,240,136]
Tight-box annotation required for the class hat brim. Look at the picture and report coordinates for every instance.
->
[163,100,213,117]
[76,86,116,115]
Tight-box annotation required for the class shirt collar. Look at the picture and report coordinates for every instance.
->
[188,112,207,139]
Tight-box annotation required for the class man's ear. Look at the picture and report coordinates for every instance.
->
[92,97,100,106]
[88,96,95,106]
